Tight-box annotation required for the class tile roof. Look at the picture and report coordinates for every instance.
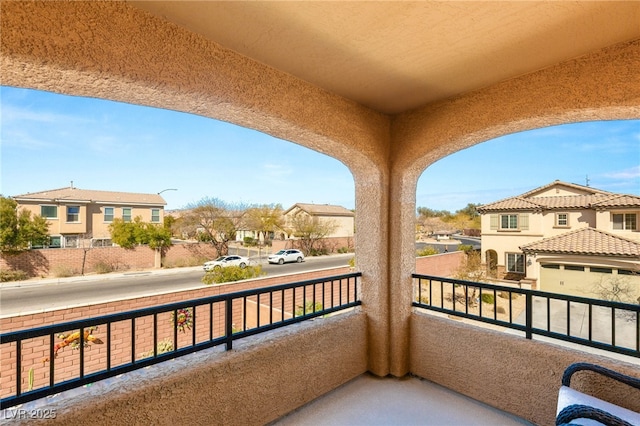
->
[13,187,166,206]
[520,228,640,257]
[478,181,640,212]
[285,203,354,216]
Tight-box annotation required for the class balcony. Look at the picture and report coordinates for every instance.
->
[2,273,638,425]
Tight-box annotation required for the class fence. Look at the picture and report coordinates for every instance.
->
[413,274,639,359]
[0,272,361,409]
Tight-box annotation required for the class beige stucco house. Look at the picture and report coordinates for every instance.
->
[281,203,355,240]
[478,180,640,300]
[2,2,639,424]
[13,186,166,248]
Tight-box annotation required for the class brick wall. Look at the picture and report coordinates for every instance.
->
[0,243,218,278]
[415,251,465,277]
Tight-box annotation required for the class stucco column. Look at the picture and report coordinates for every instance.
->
[352,166,391,376]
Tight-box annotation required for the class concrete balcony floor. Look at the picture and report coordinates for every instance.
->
[273,373,535,425]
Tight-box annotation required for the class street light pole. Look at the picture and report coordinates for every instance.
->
[157,188,178,195]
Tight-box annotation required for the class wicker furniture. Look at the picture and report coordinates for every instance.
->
[556,363,640,426]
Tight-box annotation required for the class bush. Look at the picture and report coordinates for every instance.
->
[139,339,174,359]
[480,293,495,304]
[337,246,353,254]
[243,237,256,247]
[417,246,439,256]
[295,301,323,317]
[457,244,474,253]
[94,262,116,274]
[201,265,264,285]
[52,265,76,278]
[0,269,28,282]
[309,247,329,256]
[348,257,356,268]
[499,291,520,300]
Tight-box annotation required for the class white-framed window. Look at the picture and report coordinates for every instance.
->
[491,213,528,231]
[612,213,637,230]
[64,235,78,248]
[556,213,568,227]
[506,253,525,273]
[91,238,112,247]
[501,214,518,229]
[104,207,114,222]
[122,207,132,222]
[40,205,58,219]
[151,208,160,223]
[66,206,80,222]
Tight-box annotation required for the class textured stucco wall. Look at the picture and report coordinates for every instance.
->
[410,312,640,425]
[33,311,367,426]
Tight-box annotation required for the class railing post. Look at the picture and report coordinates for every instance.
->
[225,298,233,350]
[525,292,533,340]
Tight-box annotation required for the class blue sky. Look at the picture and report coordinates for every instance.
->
[1,86,639,212]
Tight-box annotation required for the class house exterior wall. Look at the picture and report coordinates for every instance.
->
[596,209,640,242]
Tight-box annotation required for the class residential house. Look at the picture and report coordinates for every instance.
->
[13,186,166,248]
[478,180,640,299]
[280,203,355,240]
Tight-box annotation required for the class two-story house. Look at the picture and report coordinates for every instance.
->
[13,186,166,248]
[280,203,355,240]
[478,180,640,300]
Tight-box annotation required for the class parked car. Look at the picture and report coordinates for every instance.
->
[203,255,250,271]
[267,249,305,265]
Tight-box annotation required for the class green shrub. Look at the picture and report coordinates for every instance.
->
[243,237,256,246]
[457,244,474,253]
[417,246,439,256]
[0,269,28,282]
[295,301,323,317]
[480,293,495,304]
[310,247,329,256]
[337,246,353,254]
[202,265,264,285]
[348,257,356,268]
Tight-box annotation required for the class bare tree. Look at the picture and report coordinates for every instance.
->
[289,214,337,256]
[243,204,284,243]
[180,197,247,256]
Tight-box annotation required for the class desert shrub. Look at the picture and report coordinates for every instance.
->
[457,244,474,253]
[494,306,507,314]
[498,291,520,300]
[480,293,495,304]
[0,269,28,282]
[337,246,353,254]
[348,257,356,268]
[94,261,116,274]
[417,246,439,256]
[202,265,264,285]
[243,237,257,246]
[139,339,174,359]
[295,301,323,317]
[419,295,430,304]
[52,265,76,278]
[310,247,329,256]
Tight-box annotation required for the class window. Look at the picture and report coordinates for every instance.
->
[618,269,636,275]
[31,235,61,249]
[91,238,112,247]
[564,265,584,271]
[64,235,78,248]
[612,213,637,230]
[104,207,114,222]
[590,267,612,274]
[66,206,80,222]
[122,207,132,222]
[40,205,58,219]
[501,214,519,229]
[541,264,560,269]
[151,208,160,222]
[506,253,525,273]
[556,213,568,227]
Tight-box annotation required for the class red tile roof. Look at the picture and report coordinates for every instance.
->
[520,228,640,257]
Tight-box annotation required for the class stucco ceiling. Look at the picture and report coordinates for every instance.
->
[130,1,640,115]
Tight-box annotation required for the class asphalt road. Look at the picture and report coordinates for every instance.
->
[0,254,354,316]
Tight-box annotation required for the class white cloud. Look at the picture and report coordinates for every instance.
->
[602,165,640,180]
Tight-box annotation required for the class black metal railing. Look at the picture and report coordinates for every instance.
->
[1,272,361,409]
[413,274,639,359]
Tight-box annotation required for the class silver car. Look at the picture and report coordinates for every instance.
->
[203,255,250,271]
[267,249,305,265]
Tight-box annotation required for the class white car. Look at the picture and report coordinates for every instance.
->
[203,255,250,271]
[267,249,305,265]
